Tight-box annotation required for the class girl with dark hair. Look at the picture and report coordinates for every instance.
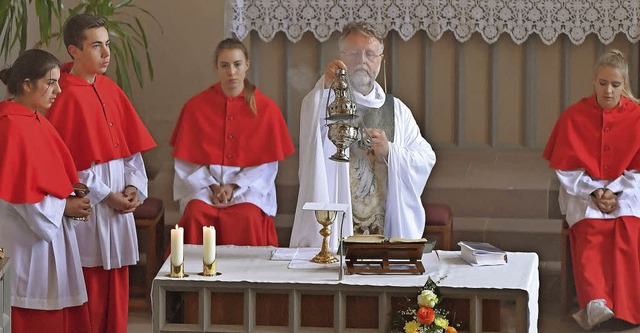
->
[0,49,91,333]
[170,38,295,246]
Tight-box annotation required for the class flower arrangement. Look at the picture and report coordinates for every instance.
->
[392,277,458,333]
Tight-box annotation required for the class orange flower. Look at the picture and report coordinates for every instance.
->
[416,306,435,325]
[446,326,458,333]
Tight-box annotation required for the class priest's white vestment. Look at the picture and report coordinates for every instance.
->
[290,77,436,250]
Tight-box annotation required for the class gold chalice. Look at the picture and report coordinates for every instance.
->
[310,210,339,264]
[72,183,90,221]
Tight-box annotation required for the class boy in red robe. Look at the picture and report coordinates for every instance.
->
[170,38,294,246]
[544,50,640,329]
[45,14,156,333]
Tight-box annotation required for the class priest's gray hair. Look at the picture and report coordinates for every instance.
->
[338,22,384,52]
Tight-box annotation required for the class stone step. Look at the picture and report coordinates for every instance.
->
[453,217,563,262]
[275,149,563,220]
[423,187,561,220]
[423,149,562,220]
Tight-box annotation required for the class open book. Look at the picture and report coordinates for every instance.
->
[458,241,507,266]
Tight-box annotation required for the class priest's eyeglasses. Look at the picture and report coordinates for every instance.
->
[340,49,383,61]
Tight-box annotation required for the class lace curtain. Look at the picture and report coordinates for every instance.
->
[227,0,640,45]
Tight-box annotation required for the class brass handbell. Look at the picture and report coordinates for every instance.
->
[326,68,359,162]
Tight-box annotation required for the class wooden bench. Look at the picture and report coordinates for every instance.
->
[130,197,165,310]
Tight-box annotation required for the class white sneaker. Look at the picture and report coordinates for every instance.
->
[572,308,593,330]
[586,299,614,327]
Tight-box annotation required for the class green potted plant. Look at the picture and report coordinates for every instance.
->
[0,0,160,95]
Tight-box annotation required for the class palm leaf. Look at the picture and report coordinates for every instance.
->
[0,0,160,96]
[110,40,132,94]
[34,0,52,43]
[17,1,28,53]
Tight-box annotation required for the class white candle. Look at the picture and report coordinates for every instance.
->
[170,224,184,266]
[203,226,216,264]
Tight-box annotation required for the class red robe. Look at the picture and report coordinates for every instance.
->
[171,83,295,166]
[45,72,156,171]
[0,101,78,202]
[544,95,640,178]
[544,95,640,323]
[44,72,155,333]
[0,101,90,333]
[170,83,295,246]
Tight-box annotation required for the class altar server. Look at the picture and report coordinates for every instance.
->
[45,13,156,333]
[0,49,91,333]
[544,49,640,329]
[170,38,295,246]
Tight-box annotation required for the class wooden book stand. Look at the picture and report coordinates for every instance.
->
[343,237,435,275]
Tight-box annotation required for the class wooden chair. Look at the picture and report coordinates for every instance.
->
[130,197,165,310]
[560,218,576,314]
[422,201,454,250]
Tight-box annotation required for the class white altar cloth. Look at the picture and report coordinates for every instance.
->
[153,245,539,332]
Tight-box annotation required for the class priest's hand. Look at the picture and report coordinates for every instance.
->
[106,192,136,213]
[324,60,348,88]
[591,188,618,214]
[365,128,389,160]
[120,185,141,214]
[65,196,90,219]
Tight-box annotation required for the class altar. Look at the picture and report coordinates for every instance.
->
[152,245,538,333]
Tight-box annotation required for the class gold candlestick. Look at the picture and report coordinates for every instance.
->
[202,260,217,276]
[169,262,185,278]
[311,210,339,264]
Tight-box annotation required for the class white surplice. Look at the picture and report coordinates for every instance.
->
[173,158,278,216]
[0,196,87,310]
[290,77,436,251]
[75,153,148,269]
[555,169,640,226]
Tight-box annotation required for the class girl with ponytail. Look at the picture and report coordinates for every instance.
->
[170,38,295,247]
[544,49,640,329]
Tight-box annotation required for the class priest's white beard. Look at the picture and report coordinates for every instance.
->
[349,64,379,95]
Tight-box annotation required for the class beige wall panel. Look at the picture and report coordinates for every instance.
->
[393,33,425,128]
[607,36,630,57]
[534,39,563,148]
[286,34,322,141]
[494,37,524,147]
[255,33,287,118]
[461,34,490,146]
[320,34,341,70]
[568,35,597,104]
[428,33,457,145]
[130,0,227,175]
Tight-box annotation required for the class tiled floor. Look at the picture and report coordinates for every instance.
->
[538,270,640,333]
[127,310,152,333]
[126,269,640,332]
